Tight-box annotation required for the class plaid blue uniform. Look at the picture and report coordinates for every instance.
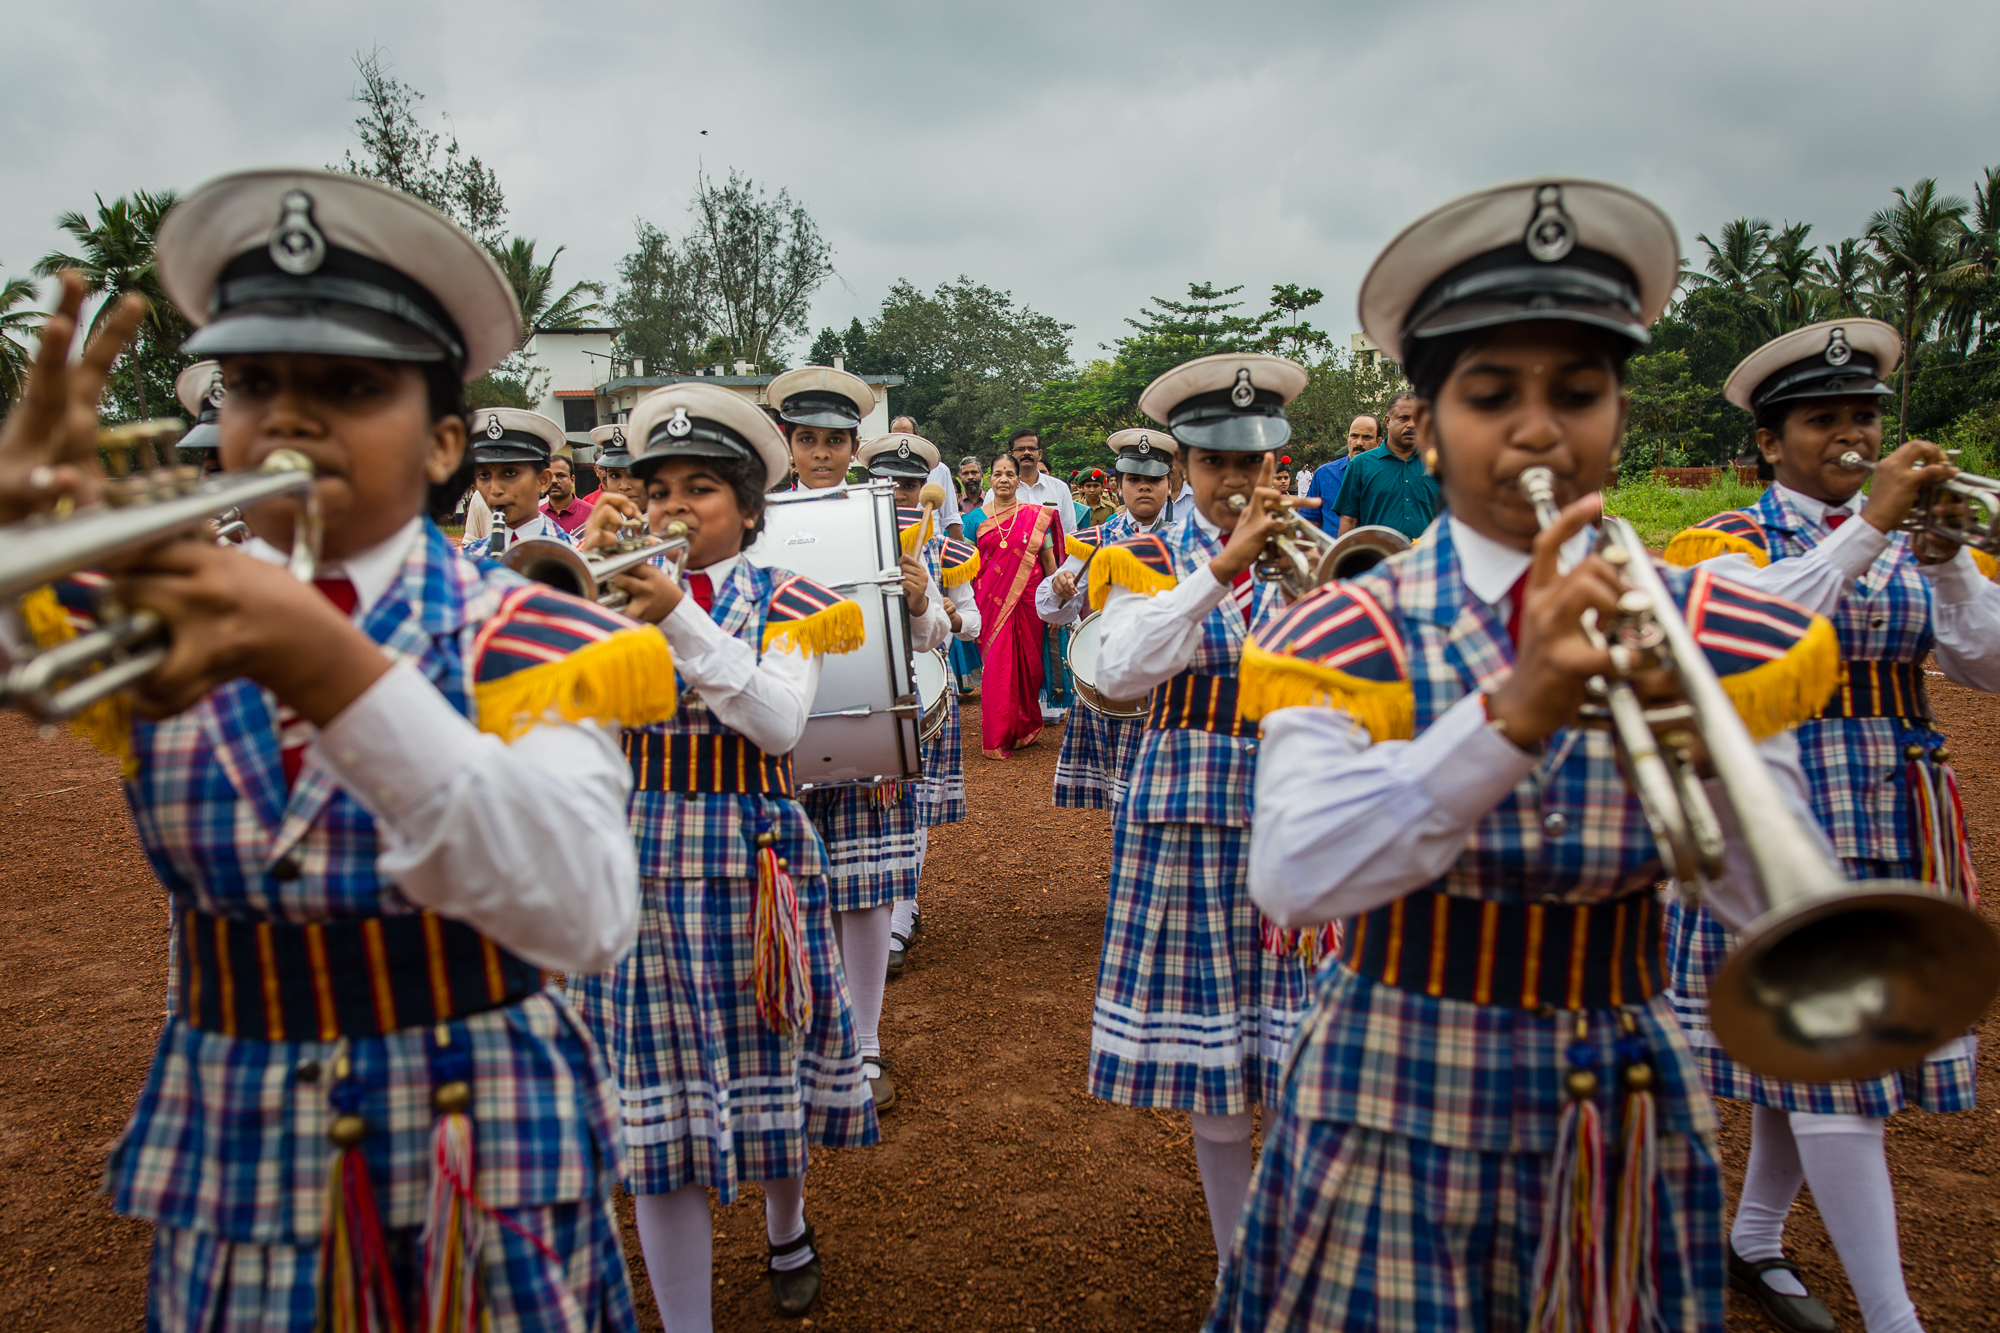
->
[1211,522,1725,1333]
[88,522,634,1331]
[801,782,922,911]
[1088,513,1313,1115]
[1667,487,1978,1115]
[1054,513,1149,809]
[913,535,967,826]
[569,559,877,1201]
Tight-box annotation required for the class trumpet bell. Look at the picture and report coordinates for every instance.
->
[1712,883,2000,1083]
[1320,524,1410,581]
[502,539,596,599]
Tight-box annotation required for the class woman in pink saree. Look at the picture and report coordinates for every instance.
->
[966,454,1058,758]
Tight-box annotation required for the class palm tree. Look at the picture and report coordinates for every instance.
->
[1937,165,1999,353]
[33,190,182,419]
[1866,179,1971,439]
[1811,238,1877,320]
[1685,217,1775,299]
[0,271,45,410]
[1761,221,1821,335]
[485,237,605,349]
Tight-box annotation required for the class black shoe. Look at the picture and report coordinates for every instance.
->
[767,1222,821,1318]
[864,1054,897,1112]
[1727,1242,1835,1333]
[887,930,912,975]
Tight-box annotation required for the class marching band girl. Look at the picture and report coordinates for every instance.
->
[1663,319,2000,1333]
[8,169,682,1331]
[1039,428,1180,810]
[1212,180,1839,1332]
[568,383,875,1326]
[467,406,578,552]
[1082,353,1319,1270]
[857,431,983,973]
[765,366,952,1112]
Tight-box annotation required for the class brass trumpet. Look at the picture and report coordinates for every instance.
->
[1836,450,2000,554]
[1516,466,2000,1081]
[0,439,320,723]
[503,521,690,611]
[1226,493,1409,601]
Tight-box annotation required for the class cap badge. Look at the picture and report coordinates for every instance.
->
[666,406,693,438]
[204,376,226,410]
[268,190,327,276]
[1525,184,1576,264]
[1824,327,1853,367]
[484,415,505,440]
[1230,368,1256,408]
[1138,436,1152,455]
[897,441,911,459]
[611,427,625,446]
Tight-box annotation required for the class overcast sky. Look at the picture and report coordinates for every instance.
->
[5,0,1998,363]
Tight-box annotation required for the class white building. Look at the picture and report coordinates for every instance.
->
[1350,331,1390,373]
[592,358,903,449]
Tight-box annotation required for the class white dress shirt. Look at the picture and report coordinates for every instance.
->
[1696,482,2000,692]
[281,518,639,974]
[491,511,576,550]
[1246,514,1823,932]
[1093,504,1233,700]
[943,576,981,641]
[1035,511,1173,627]
[986,472,1078,537]
[657,551,824,755]
[461,489,494,542]
[926,461,962,531]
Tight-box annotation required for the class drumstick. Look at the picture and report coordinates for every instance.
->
[919,482,945,547]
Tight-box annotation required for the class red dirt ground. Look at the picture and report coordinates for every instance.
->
[2,682,1998,1330]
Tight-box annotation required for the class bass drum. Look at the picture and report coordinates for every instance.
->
[1065,612,1148,719]
[913,648,950,744]
[745,482,922,787]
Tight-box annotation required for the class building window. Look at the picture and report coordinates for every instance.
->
[561,399,597,434]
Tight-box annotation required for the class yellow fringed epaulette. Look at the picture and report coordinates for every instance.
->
[1237,638,1415,742]
[1971,548,1998,581]
[762,576,866,657]
[471,588,680,741]
[1663,512,1769,569]
[936,538,980,589]
[1716,613,1839,740]
[1685,568,1839,739]
[1085,535,1178,611]
[17,584,136,773]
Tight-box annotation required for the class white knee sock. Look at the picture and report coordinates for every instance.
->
[890,898,918,941]
[633,1184,712,1333]
[833,905,893,1060]
[1791,1111,1923,1333]
[1732,1104,1808,1296]
[763,1176,813,1271]
[1190,1111,1256,1268]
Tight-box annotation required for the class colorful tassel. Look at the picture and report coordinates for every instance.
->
[1259,916,1343,967]
[1609,1021,1659,1333]
[1906,739,1978,905]
[1716,613,1839,740]
[421,1027,482,1333]
[1531,1021,1608,1333]
[1235,637,1416,742]
[474,626,678,741]
[751,826,812,1035]
[319,1057,408,1333]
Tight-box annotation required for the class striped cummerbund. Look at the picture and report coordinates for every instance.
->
[1819,660,1929,720]
[1344,889,1666,1011]
[1146,671,1255,738]
[176,908,542,1041]
[623,731,796,796]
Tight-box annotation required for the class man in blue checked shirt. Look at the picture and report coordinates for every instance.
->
[1302,412,1381,528]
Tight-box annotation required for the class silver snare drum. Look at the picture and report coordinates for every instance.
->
[745,482,923,787]
[1065,611,1148,719]
[913,648,949,743]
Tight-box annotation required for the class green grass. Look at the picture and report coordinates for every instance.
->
[1605,475,1763,549]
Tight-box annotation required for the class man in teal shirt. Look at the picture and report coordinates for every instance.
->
[1333,392,1439,539]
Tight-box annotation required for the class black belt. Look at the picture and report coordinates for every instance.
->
[176,909,542,1041]
[1343,889,1666,1011]
[624,731,796,796]
[1145,672,1254,738]
[1819,660,1930,721]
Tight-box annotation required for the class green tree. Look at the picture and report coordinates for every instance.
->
[486,238,605,346]
[1284,348,1404,469]
[33,190,185,422]
[685,169,831,368]
[1938,165,2000,354]
[610,219,708,376]
[1685,218,1774,304]
[1260,283,1332,360]
[333,49,506,245]
[1867,178,1972,439]
[869,276,1073,454]
[0,272,45,411]
[1620,349,1713,478]
[1761,222,1822,334]
[1812,238,1877,319]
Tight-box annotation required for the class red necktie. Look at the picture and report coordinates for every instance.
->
[1229,569,1255,625]
[1825,511,1850,530]
[279,576,359,788]
[685,571,715,613]
[1504,568,1531,646]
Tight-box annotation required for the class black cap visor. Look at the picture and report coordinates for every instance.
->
[632,418,755,480]
[1114,454,1171,477]
[779,390,864,430]
[471,442,551,465]
[867,456,931,480]
[184,300,451,364]
[1751,353,1892,411]
[594,448,635,469]
[1170,412,1291,454]
[1404,249,1650,352]
[179,420,220,450]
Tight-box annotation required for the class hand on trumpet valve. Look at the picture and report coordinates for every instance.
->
[1210,486,1292,581]
[106,538,388,724]
[0,273,148,522]
[1857,439,1957,553]
[608,560,683,624]
[578,492,647,552]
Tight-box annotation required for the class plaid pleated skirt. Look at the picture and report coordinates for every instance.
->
[145,1186,636,1333]
[1088,819,1314,1114]
[1206,1099,1723,1333]
[568,871,878,1202]
[1665,876,1978,1115]
[801,783,923,911]
[1053,706,1112,809]
[913,691,966,827]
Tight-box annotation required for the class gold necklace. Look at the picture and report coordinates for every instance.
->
[990,499,1019,547]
